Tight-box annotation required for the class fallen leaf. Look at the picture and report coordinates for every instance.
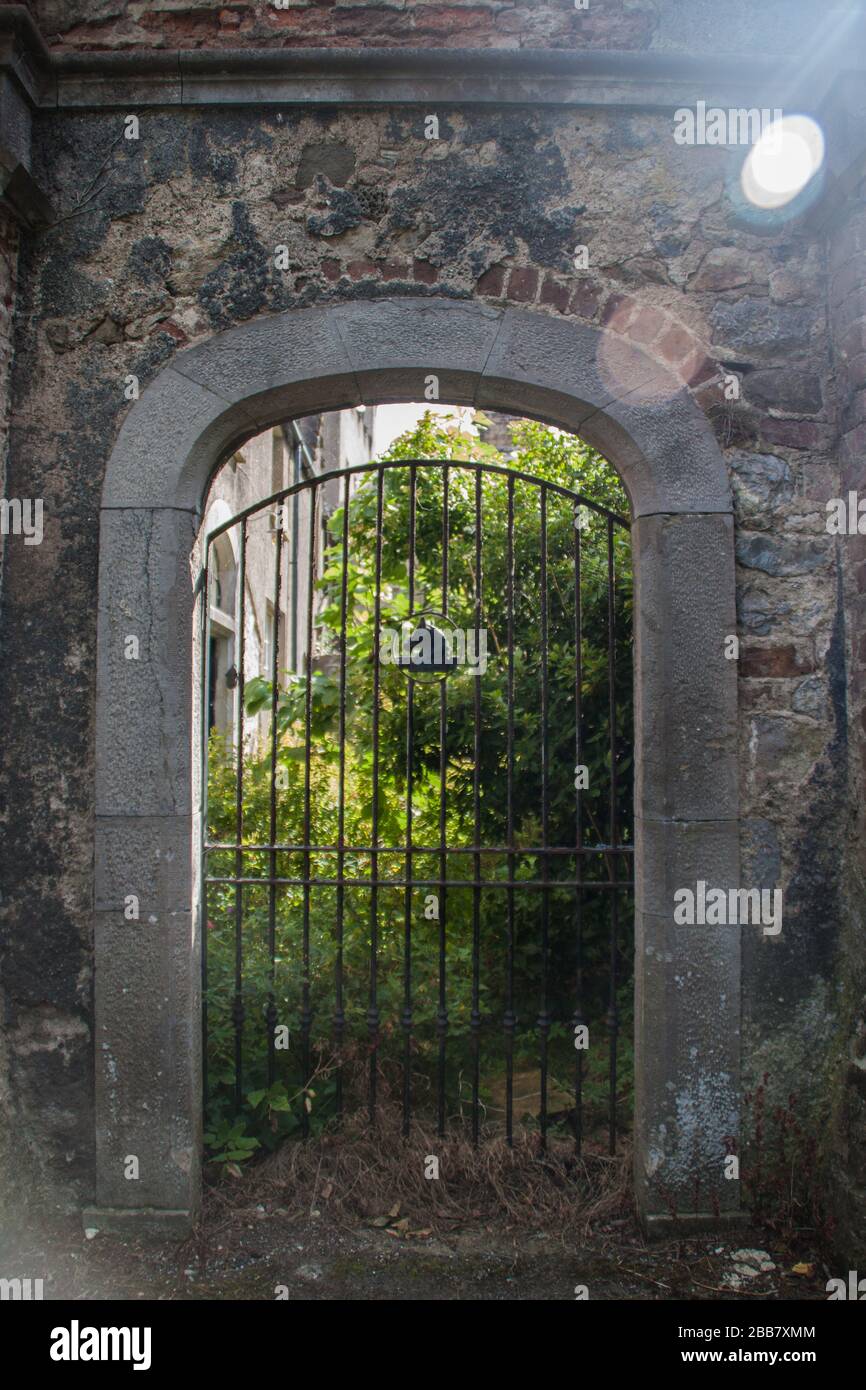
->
[388,1202,401,1219]
[792,1262,815,1277]
[321,1182,333,1200]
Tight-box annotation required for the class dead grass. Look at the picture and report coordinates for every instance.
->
[214,1065,632,1241]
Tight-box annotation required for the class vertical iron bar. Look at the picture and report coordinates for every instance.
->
[266,518,283,1088]
[232,520,247,1115]
[301,486,317,1138]
[290,447,300,672]
[471,467,482,1145]
[538,487,550,1150]
[505,475,516,1147]
[334,473,350,1121]
[606,515,619,1156]
[573,507,585,1155]
[200,545,211,1116]
[369,468,384,1123]
[402,463,417,1136]
[437,464,449,1138]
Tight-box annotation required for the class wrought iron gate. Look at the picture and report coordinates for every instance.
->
[201,458,633,1156]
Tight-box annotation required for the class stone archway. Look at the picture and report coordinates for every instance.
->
[90,296,738,1235]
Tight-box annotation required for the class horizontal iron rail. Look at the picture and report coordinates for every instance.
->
[204,841,634,855]
[203,456,630,548]
[206,875,631,890]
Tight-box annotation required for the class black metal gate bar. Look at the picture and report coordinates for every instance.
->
[539,484,551,1149]
[437,464,449,1138]
[301,489,317,1137]
[200,548,211,1111]
[403,463,417,1136]
[368,468,384,1123]
[573,512,584,1155]
[334,472,351,1120]
[471,466,483,1144]
[232,520,247,1113]
[606,514,619,1156]
[208,874,628,890]
[505,473,516,1147]
[208,841,631,856]
[203,459,627,552]
[266,519,283,1088]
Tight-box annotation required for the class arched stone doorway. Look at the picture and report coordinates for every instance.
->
[91,296,738,1234]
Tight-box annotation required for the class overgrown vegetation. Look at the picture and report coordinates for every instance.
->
[204,412,634,1169]
[738,1078,835,1244]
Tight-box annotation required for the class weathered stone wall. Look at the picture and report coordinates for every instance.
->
[0,92,847,1214]
[826,195,866,1258]
[0,206,18,592]
[21,0,818,56]
[0,200,20,1222]
[0,178,21,623]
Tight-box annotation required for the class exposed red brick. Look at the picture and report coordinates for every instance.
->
[741,645,814,679]
[380,260,410,281]
[38,1,659,52]
[656,322,695,365]
[476,264,507,296]
[413,258,438,285]
[417,7,495,39]
[625,306,666,345]
[160,319,188,346]
[539,275,570,313]
[506,267,539,303]
[321,258,341,283]
[347,258,377,281]
[682,350,717,388]
[569,281,602,320]
[601,293,636,332]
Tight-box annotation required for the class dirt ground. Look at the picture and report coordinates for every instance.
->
[3,1201,833,1302]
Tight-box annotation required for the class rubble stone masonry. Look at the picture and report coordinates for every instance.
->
[0,0,863,1255]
